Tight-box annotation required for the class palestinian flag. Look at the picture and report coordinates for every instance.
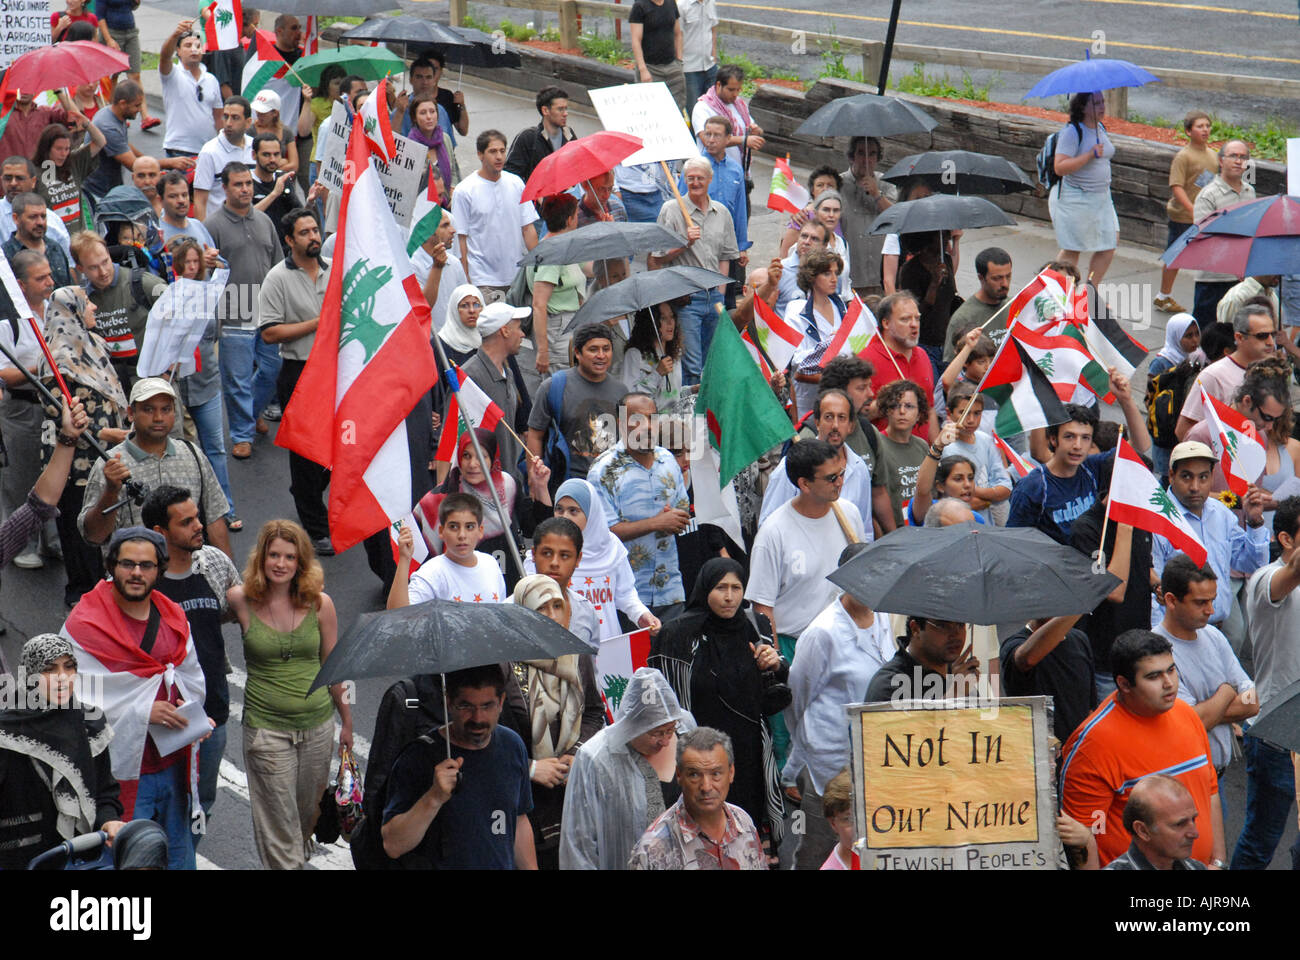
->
[744,294,803,379]
[978,335,1070,438]
[594,629,652,723]
[241,29,289,100]
[200,0,242,51]
[820,295,879,367]
[359,78,396,163]
[406,176,443,256]
[435,365,506,463]
[1083,285,1148,379]
[1011,321,1111,404]
[0,78,16,141]
[696,309,795,486]
[1107,436,1208,567]
[275,117,439,553]
[992,430,1034,479]
[766,156,810,217]
[1201,384,1267,497]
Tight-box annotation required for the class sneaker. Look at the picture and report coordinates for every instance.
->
[312,536,336,557]
[261,403,282,422]
[13,550,43,569]
[1153,294,1186,313]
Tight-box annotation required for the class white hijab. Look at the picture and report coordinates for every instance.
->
[441,283,483,354]
[1157,312,1198,365]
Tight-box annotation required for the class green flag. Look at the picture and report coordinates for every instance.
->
[695,307,795,487]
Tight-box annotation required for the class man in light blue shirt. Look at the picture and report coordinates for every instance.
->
[1150,442,1269,633]
[588,392,691,611]
[681,116,749,273]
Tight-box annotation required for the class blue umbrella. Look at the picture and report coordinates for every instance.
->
[1024,53,1160,100]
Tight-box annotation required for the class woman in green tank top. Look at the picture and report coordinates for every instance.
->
[228,519,353,869]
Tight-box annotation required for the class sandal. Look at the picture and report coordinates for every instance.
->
[228,515,244,532]
[140,116,161,131]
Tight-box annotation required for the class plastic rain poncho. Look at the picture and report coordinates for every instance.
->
[558,668,695,870]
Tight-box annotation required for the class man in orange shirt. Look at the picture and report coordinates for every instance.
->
[1060,628,1225,868]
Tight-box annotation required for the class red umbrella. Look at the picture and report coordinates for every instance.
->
[521,131,644,203]
[2,41,131,95]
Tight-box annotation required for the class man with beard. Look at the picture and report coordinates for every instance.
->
[866,614,980,703]
[257,207,333,554]
[3,193,72,287]
[143,485,241,852]
[943,247,1011,361]
[61,526,212,870]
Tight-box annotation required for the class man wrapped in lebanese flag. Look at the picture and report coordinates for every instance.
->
[60,527,208,870]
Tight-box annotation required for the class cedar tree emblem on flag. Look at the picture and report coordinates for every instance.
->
[339,259,396,361]
[1150,486,1179,520]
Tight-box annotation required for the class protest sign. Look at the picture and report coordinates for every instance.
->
[136,269,229,378]
[847,697,1057,870]
[588,83,700,165]
[318,102,424,228]
[0,0,51,70]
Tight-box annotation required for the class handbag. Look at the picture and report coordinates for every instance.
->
[335,746,365,841]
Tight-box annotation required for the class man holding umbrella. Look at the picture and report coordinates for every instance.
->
[840,137,895,300]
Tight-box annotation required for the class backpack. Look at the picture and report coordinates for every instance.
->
[535,369,570,495]
[1037,120,1105,192]
[506,265,534,335]
[1146,358,1204,450]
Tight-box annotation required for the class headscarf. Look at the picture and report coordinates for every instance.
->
[41,285,128,413]
[0,634,113,844]
[441,283,484,353]
[553,478,625,574]
[1158,312,1198,366]
[513,574,585,759]
[684,557,750,633]
[443,429,513,537]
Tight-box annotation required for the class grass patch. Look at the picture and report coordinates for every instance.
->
[892,62,992,101]
[1130,111,1296,161]
[579,31,630,64]
[462,13,558,43]
[141,50,159,72]
[716,42,801,96]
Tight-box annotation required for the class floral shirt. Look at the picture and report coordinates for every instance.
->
[588,443,690,606]
[628,796,767,870]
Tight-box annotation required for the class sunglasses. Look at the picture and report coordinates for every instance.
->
[816,469,844,485]
[1247,330,1278,341]
[1257,407,1282,425]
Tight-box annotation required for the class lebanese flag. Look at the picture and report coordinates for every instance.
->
[200,0,242,51]
[390,512,429,579]
[1011,321,1111,404]
[744,294,803,377]
[304,15,321,55]
[241,29,289,99]
[766,156,810,217]
[1005,268,1075,334]
[594,628,652,723]
[1200,384,1267,497]
[1107,436,1209,567]
[819,295,879,367]
[276,118,438,553]
[992,430,1034,479]
[978,334,1070,438]
[406,175,443,256]
[359,78,397,163]
[434,365,505,462]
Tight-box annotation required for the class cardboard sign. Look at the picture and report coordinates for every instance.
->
[318,102,425,228]
[589,82,700,165]
[848,697,1058,870]
[0,0,51,71]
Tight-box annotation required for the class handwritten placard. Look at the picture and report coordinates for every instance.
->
[588,82,699,165]
[0,0,51,70]
[848,697,1057,870]
[318,102,425,228]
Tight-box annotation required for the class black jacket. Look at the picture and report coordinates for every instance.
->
[504,121,577,184]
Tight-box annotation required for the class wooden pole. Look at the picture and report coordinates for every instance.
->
[660,160,692,222]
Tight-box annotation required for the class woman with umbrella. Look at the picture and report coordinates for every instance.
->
[1050,91,1118,284]
[649,557,788,862]
[621,301,684,410]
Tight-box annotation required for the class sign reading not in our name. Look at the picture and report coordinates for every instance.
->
[848,697,1057,870]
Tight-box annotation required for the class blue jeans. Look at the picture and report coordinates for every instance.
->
[679,288,724,386]
[1151,445,1172,485]
[187,392,235,516]
[1230,733,1300,869]
[684,65,718,115]
[1192,280,1236,330]
[1094,671,1116,701]
[192,722,228,851]
[621,188,665,225]
[134,763,197,870]
[220,328,280,444]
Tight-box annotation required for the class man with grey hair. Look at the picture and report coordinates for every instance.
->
[3,194,72,288]
[923,497,977,528]
[650,156,737,385]
[1105,775,1207,870]
[1190,139,1255,329]
[1176,303,1278,439]
[628,725,766,869]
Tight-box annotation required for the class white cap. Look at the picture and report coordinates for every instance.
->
[251,89,281,115]
[477,301,530,336]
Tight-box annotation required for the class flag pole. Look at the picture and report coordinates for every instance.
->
[870,330,907,381]
[954,316,1017,432]
[1092,426,1121,574]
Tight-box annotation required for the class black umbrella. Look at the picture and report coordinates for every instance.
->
[1246,679,1300,754]
[795,92,937,138]
[340,15,472,49]
[571,265,731,327]
[827,525,1120,624]
[521,221,686,268]
[869,193,1015,235]
[436,25,524,68]
[880,150,1035,196]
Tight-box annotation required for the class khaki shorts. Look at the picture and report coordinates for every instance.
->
[108,27,141,74]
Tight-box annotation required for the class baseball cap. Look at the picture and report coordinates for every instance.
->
[476,301,530,337]
[129,377,178,404]
[1168,440,1216,467]
[251,89,281,115]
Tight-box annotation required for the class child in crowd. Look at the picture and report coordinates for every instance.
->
[937,381,1013,524]
[820,768,856,870]
[390,493,507,608]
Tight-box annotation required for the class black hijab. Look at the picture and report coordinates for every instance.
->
[683,557,750,635]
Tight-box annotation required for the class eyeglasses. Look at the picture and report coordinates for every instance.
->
[1247,330,1278,341]
[890,402,919,412]
[1223,153,1250,161]
[816,470,844,485]
[452,700,501,716]
[196,85,204,104]
[924,619,966,634]
[115,559,157,571]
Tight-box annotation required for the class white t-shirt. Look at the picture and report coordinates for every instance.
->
[1245,560,1300,710]
[451,170,537,287]
[407,552,508,605]
[160,64,221,154]
[0,311,43,371]
[691,94,745,167]
[194,134,254,211]
[745,500,865,637]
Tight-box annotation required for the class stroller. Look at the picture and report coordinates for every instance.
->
[26,820,170,870]
[92,186,169,279]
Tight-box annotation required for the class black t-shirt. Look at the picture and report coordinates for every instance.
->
[383,725,532,869]
[1070,497,1154,674]
[865,646,948,703]
[630,0,680,65]
[437,87,462,126]
[156,568,230,725]
[252,173,301,253]
[999,627,1098,745]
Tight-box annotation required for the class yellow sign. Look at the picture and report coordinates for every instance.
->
[860,705,1039,849]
